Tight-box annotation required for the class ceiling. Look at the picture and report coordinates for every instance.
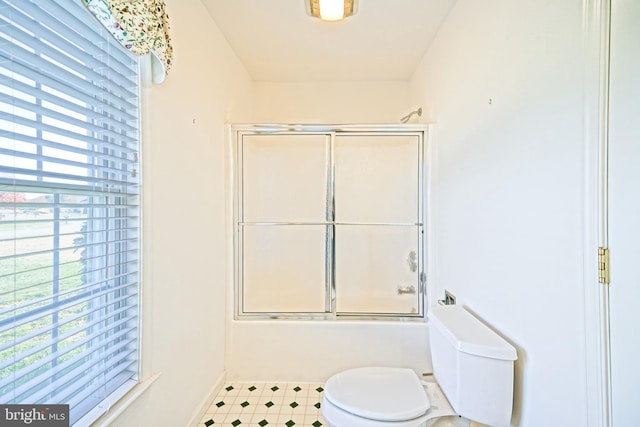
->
[201,0,457,82]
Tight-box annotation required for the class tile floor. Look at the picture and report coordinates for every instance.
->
[198,382,328,427]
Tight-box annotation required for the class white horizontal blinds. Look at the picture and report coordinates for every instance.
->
[0,0,140,424]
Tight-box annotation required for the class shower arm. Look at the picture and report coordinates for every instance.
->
[400,107,423,123]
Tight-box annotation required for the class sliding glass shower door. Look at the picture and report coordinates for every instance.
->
[240,134,331,313]
[234,125,425,319]
[334,135,422,315]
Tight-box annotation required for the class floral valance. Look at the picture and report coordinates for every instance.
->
[83,0,174,84]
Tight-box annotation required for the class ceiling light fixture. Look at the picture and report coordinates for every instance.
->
[306,0,358,21]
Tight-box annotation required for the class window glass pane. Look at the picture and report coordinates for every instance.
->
[242,225,327,313]
[335,225,421,315]
[241,134,329,223]
[334,135,420,223]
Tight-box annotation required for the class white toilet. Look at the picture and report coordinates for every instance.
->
[321,305,518,427]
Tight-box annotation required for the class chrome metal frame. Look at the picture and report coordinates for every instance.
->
[231,124,428,321]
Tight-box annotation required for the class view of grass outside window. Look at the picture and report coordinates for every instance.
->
[0,193,87,393]
[0,0,141,424]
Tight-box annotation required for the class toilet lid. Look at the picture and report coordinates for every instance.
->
[323,367,430,422]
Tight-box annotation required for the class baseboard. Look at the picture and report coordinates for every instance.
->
[185,370,226,427]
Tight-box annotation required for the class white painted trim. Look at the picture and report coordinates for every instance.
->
[581,0,611,426]
[225,124,236,372]
[184,371,227,427]
[139,49,155,384]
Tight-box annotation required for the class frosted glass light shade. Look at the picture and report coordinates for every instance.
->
[320,0,344,20]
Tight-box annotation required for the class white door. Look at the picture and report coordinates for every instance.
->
[608,0,640,424]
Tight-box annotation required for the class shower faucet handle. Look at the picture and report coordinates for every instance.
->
[397,285,416,295]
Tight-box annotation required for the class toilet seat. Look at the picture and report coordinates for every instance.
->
[323,367,430,421]
[321,396,432,427]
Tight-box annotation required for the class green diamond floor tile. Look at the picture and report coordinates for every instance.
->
[203,382,326,427]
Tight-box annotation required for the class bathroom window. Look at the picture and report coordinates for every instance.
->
[0,1,141,424]
[233,125,426,319]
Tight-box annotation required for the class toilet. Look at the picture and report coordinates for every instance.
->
[321,305,518,427]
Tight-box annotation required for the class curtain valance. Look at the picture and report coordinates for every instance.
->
[83,0,173,83]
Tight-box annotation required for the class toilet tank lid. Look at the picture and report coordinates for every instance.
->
[428,305,517,361]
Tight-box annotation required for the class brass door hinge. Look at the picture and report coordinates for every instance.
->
[598,247,610,285]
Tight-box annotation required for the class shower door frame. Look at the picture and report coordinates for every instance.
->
[231,123,429,321]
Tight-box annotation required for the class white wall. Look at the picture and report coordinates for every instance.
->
[93,0,603,424]
[227,321,431,382]
[95,0,254,425]
[254,81,412,123]
[411,1,591,426]
[608,0,640,422]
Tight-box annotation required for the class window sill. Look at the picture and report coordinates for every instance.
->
[75,372,162,427]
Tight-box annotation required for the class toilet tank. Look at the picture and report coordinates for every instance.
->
[428,305,517,427]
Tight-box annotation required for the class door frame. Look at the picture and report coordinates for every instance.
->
[583,0,612,426]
